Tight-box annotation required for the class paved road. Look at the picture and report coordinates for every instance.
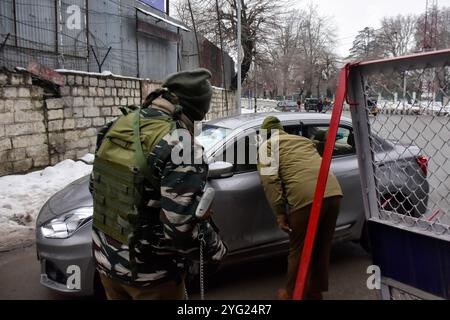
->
[0,241,378,300]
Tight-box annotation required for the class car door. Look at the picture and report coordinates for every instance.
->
[208,121,364,253]
[207,127,289,252]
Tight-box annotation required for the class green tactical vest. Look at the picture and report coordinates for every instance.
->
[92,108,176,276]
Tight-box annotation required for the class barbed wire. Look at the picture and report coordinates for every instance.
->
[0,0,238,90]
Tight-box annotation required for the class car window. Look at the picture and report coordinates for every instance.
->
[212,123,357,173]
[306,125,356,157]
[284,125,304,137]
[197,125,231,151]
[214,131,259,173]
[228,124,305,173]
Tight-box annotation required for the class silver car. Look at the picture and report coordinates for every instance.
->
[35,112,429,296]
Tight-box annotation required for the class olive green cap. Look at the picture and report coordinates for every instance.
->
[162,68,213,121]
[261,116,284,131]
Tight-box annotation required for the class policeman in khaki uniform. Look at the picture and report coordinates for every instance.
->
[90,69,227,300]
[257,116,343,300]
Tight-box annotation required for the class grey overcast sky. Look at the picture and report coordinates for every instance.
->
[170,0,450,57]
[305,0,450,56]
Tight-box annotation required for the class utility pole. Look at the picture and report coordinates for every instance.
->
[254,59,257,113]
[215,0,229,113]
[237,0,242,113]
[423,0,429,50]
[187,0,202,66]
[364,27,371,59]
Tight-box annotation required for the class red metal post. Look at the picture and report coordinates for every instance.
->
[292,65,350,300]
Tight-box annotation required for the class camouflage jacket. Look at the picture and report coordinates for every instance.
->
[90,99,227,287]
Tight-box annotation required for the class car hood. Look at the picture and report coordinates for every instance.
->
[49,174,93,212]
[38,175,93,225]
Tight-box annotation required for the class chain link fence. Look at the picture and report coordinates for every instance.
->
[350,51,450,238]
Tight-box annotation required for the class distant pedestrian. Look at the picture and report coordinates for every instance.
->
[317,99,324,113]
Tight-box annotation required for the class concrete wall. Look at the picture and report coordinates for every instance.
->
[0,69,237,176]
[0,72,47,175]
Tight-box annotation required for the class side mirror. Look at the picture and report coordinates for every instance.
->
[208,161,234,179]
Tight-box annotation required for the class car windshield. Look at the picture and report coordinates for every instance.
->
[197,125,231,151]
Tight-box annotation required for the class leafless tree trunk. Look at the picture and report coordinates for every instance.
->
[174,0,288,89]
[377,14,417,57]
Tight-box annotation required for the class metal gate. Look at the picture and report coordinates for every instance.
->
[348,49,450,300]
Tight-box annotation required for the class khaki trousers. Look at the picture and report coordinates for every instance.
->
[285,196,341,298]
[99,273,186,300]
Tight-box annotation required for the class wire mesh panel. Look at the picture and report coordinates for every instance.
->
[349,51,450,239]
[381,278,445,300]
[15,0,57,52]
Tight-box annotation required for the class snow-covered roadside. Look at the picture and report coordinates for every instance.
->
[0,155,94,251]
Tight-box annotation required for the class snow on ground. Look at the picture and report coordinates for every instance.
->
[379,100,450,114]
[0,156,93,251]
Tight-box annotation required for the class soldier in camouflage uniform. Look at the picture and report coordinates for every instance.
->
[90,68,227,300]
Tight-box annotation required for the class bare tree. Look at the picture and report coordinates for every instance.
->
[174,0,289,89]
[254,5,338,99]
[377,14,417,57]
[268,10,302,96]
[294,3,337,97]
[349,14,418,61]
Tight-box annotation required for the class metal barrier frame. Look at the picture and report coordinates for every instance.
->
[347,49,450,243]
[293,49,450,300]
[381,277,445,300]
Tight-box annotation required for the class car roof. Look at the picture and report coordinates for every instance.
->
[205,112,352,131]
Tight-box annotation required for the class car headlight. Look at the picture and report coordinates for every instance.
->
[40,207,93,239]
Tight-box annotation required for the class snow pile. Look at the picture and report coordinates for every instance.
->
[241,106,279,114]
[241,98,278,113]
[0,156,93,251]
[379,100,450,114]
[54,69,143,80]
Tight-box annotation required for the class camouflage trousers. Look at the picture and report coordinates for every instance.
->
[99,273,186,300]
[285,196,341,299]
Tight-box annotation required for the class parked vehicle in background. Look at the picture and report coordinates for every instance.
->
[304,98,320,112]
[368,97,379,116]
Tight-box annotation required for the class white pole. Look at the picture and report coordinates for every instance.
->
[236,0,242,113]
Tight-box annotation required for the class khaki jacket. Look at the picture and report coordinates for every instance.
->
[257,131,343,221]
